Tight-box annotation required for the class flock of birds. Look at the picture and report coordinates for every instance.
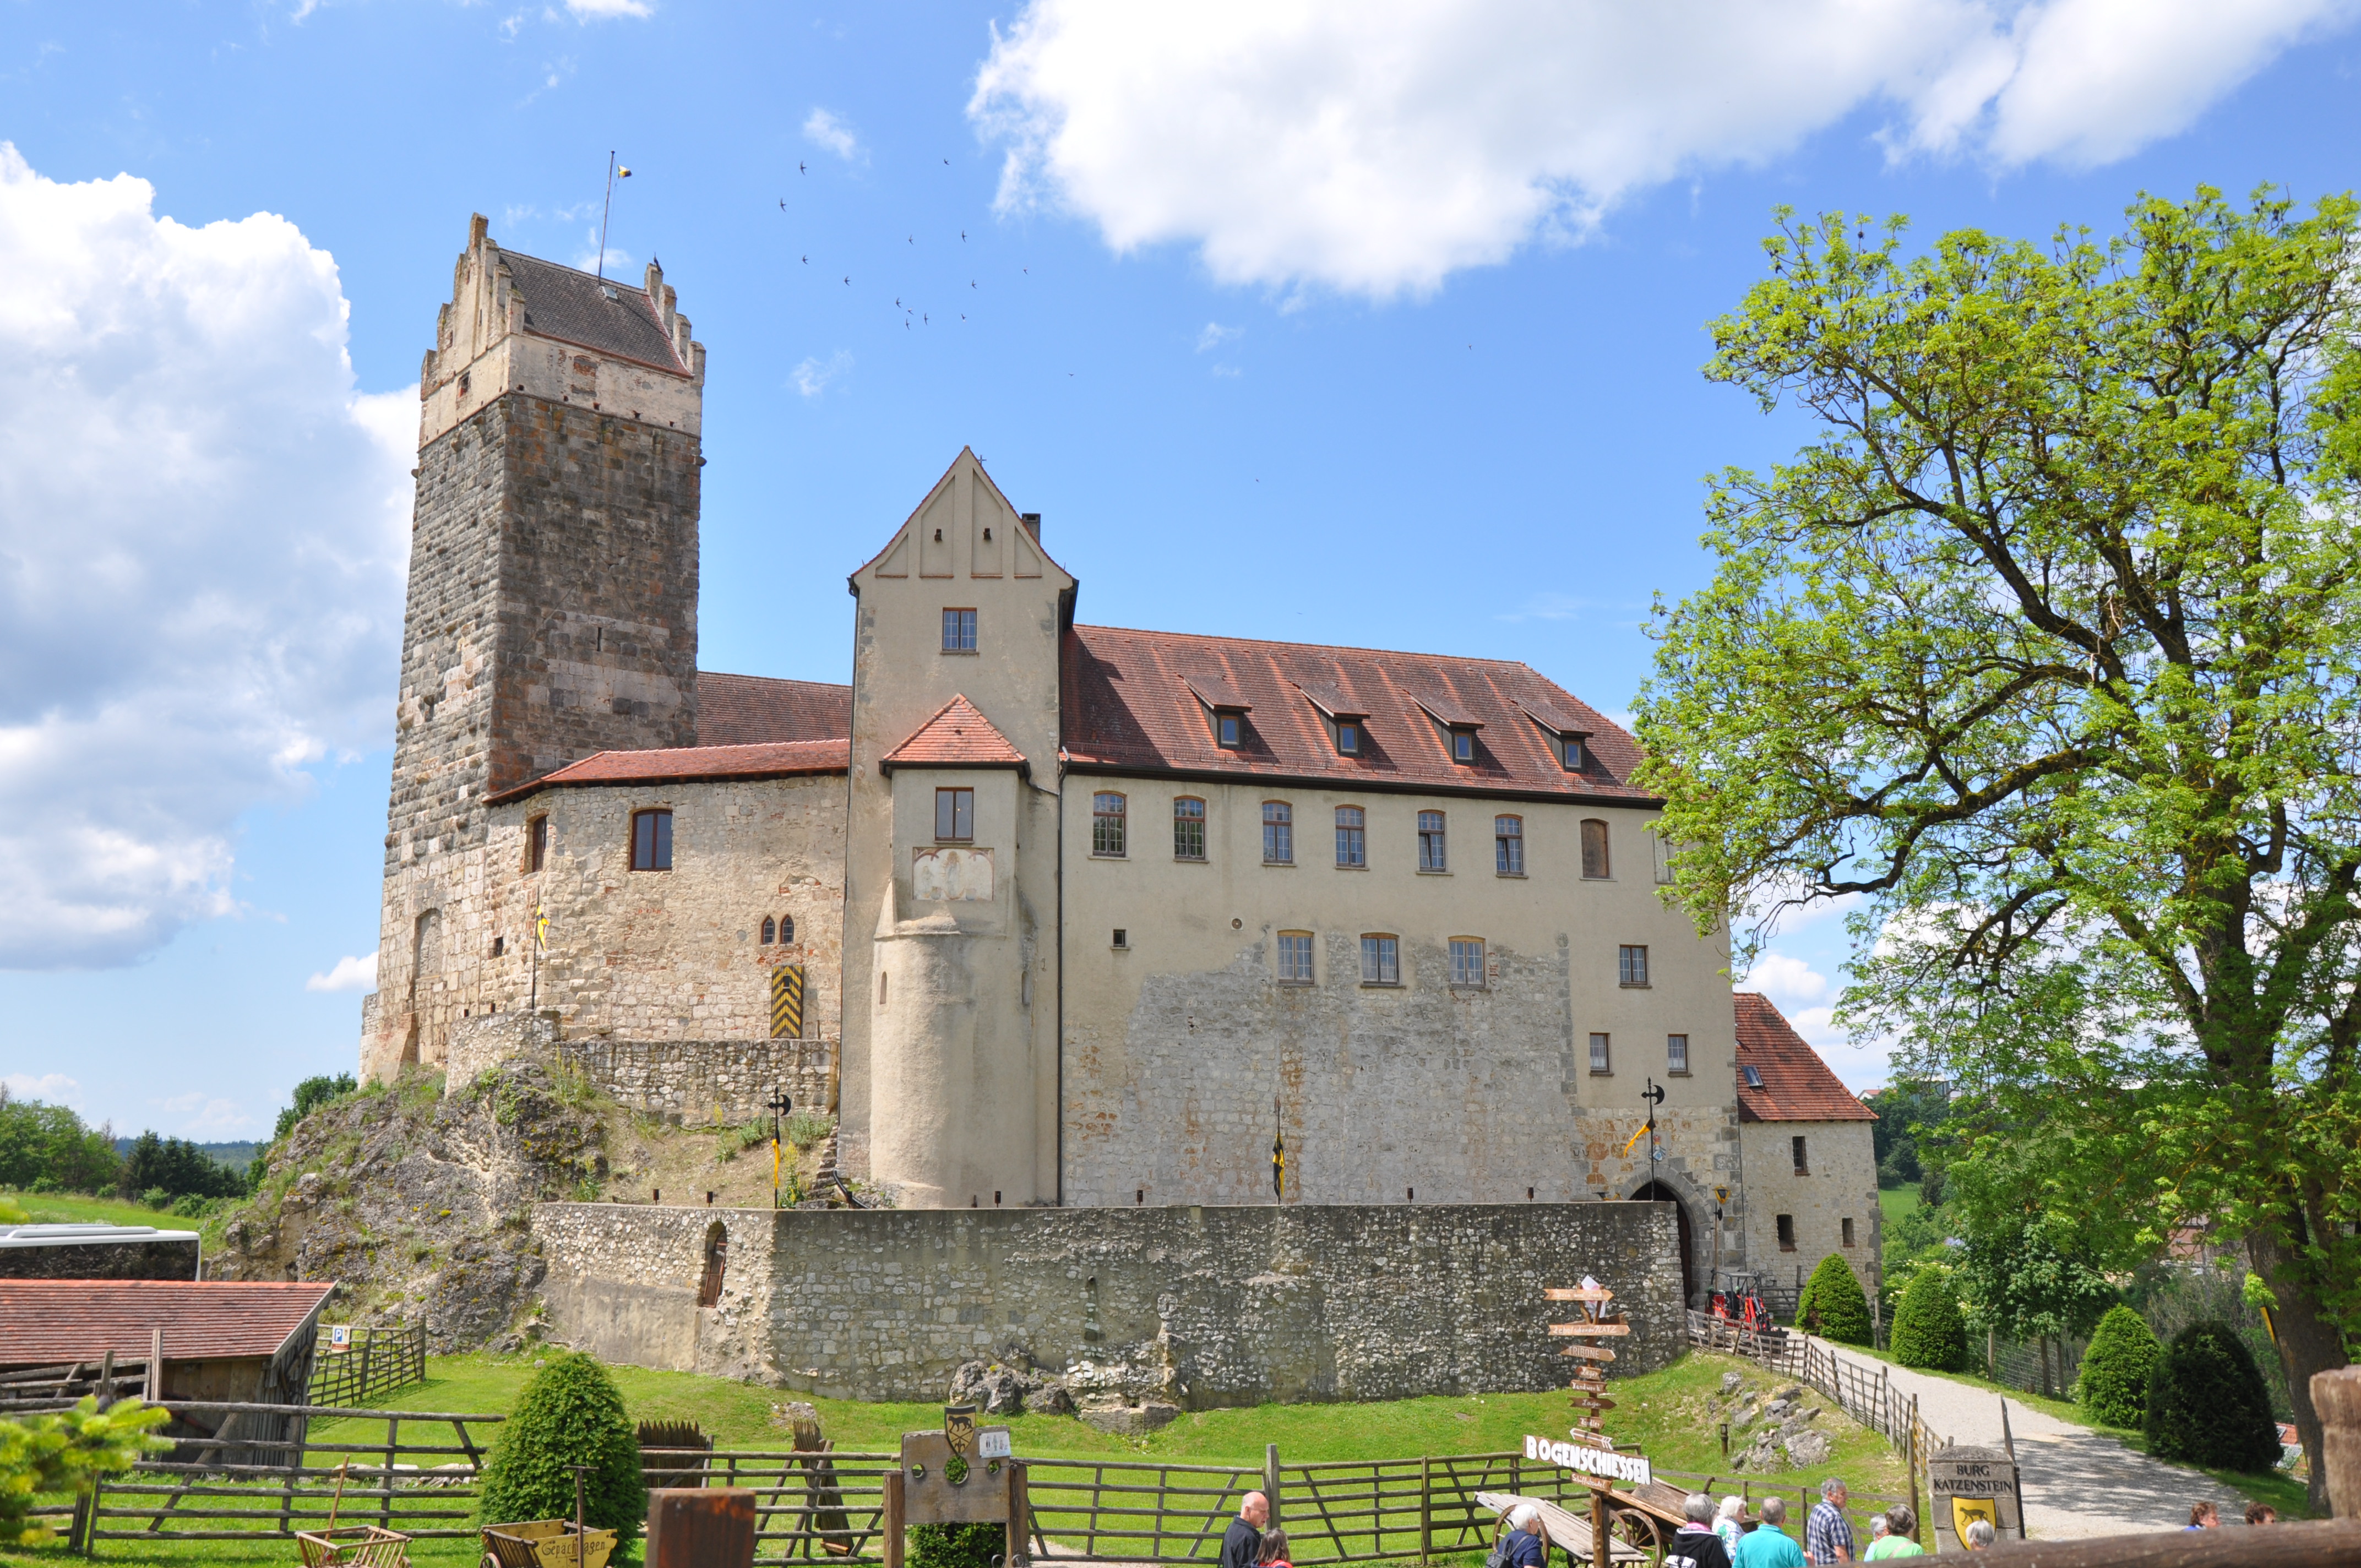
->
[776,155,1032,334]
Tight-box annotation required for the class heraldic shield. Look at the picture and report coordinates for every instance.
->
[1950,1496,1998,1538]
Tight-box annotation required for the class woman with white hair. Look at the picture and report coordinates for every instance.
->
[1714,1496,1748,1560]
[1497,1503,1549,1568]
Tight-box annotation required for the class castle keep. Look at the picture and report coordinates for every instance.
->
[362,219,1879,1316]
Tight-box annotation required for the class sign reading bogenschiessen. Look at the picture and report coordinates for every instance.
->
[1524,1435,1651,1488]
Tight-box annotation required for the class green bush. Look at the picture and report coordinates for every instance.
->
[476,1353,646,1542]
[1794,1254,1874,1346]
[1891,1267,1969,1371]
[911,1522,1005,1568]
[2076,1305,2162,1428]
[2144,1321,2282,1472]
[0,1397,170,1546]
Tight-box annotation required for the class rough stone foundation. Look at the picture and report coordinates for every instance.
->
[445,1012,836,1126]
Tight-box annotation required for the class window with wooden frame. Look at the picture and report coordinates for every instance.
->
[1452,729,1476,763]
[696,1221,727,1307]
[1172,797,1206,861]
[1418,811,1448,872]
[1792,1135,1809,1175]
[1336,720,1363,756]
[1495,815,1524,875]
[941,608,977,652]
[1092,792,1128,857]
[1335,805,1366,867]
[1276,931,1314,984]
[1263,801,1294,864]
[935,787,974,842]
[527,814,549,872]
[1619,944,1650,986]
[1667,1033,1690,1075]
[1581,818,1611,879]
[1590,1032,1612,1074]
[1216,711,1243,748]
[761,917,776,944]
[1448,937,1485,988]
[1777,1215,1797,1251]
[776,914,794,944]
[630,808,673,871]
[1359,934,1399,986]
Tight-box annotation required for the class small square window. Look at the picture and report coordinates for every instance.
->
[942,608,977,651]
[1277,932,1314,984]
[1173,797,1206,860]
[1449,938,1485,988]
[1217,712,1242,748]
[935,787,975,842]
[1589,1032,1611,1074]
[1335,806,1366,867]
[1112,928,1129,949]
[1843,1217,1857,1248]
[1263,801,1293,864]
[1667,1033,1689,1074]
[1336,721,1361,755]
[1494,815,1524,875]
[1452,731,1474,762]
[1743,1064,1764,1090]
[1359,934,1399,985]
[1418,811,1447,872]
[1618,944,1649,986]
[1093,793,1127,857]
[630,808,673,871]
[1777,1215,1797,1251]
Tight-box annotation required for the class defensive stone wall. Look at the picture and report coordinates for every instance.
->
[534,1199,1682,1406]
[443,1014,836,1127]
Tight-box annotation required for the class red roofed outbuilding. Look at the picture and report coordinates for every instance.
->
[1731,993,1882,1312]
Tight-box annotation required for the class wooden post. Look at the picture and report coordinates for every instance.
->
[2314,1365,2361,1520]
[1265,1443,1281,1532]
[1419,1456,1433,1564]
[881,1467,904,1568]
[381,1416,400,1532]
[1005,1461,1029,1568]
[146,1328,163,1401]
[1590,1483,1608,1568]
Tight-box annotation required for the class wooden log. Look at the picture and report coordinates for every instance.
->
[1549,1324,1631,1337]
[2314,1366,2361,1521]
[1972,1518,2361,1566]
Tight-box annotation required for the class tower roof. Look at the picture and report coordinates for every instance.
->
[1733,993,1876,1122]
[498,250,689,375]
[880,695,1026,772]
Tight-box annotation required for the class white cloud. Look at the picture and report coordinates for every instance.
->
[565,0,651,18]
[152,1090,255,1139]
[792,349,854,397]
[803,107,864,164]
[306,951,378,993]
[0,144,413,970]
[1195,321,1241,352]
[970,0,2360,299]
[2,1072,84,1109]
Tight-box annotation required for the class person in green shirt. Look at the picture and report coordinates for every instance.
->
[1734,1498,1806,1568]
[1861,1506,1924,1560]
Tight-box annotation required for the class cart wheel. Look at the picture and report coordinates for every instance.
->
[482,1553,502,1568]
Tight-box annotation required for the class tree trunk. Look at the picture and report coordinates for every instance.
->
[2248,1226,2348,1517]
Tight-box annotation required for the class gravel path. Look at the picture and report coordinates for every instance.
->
[1838,1348,2259,1539]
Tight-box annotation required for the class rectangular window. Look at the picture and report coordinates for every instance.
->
[1667,1033,1690,1075]
[1589,1032,1611,1074]
[1336,721,1362,755]
[941,608,977,651]
[1418,811,1447,872]
[1743,1064,1764,1090]
[1842,1217,1857,1248]
[527,814,549,873]
[1652,828,1675,885]
[1449,938,1485,988]
[1792,1135,1809,1175]
[1494,815,1524,875]
[1452,731,1475,763]
[1277,932,1314,984]
[1359,934,1399,986]
[1112,928,1129,949]
[934,787,974,842]
[1562,736,1584,771]
[1581,818,1611,879]
[1777,1215,1797,1251]
[630,808,673,872]
[1335,805,1366,867]
[1217,712,1242,748]
[1172,797,1206,860]
[1263,801,1293,864]
[1092,792,1128,857]
[1618,944,1650,986]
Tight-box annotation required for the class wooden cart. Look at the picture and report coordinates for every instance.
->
[296,1526,413,1568]
[479,1518,619,1568]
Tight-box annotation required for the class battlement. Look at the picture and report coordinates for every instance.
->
[418,212,704,448]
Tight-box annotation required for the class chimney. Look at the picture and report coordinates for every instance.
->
[1020,513,1041,540]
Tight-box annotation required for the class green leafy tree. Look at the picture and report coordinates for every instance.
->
[117,1132,247,1201]
[274,1074,358,1142]
[476,1352,645,1542]
[0,1398,170,1546]
[2076,1304,2163,1428]
[0,1090,121,1194]
[1890,1266,1970,1371]
[1794,1254,1874,1344]
[1863,1077,1950,1187]
[1635,186,2361,1510]
[2145,1321,2283,1472]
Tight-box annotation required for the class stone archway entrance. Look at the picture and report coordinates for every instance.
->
[1630,1180,1696,1304]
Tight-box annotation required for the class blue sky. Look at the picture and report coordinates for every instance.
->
[3,1,2358,1139]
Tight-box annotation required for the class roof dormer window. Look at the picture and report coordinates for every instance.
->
[1743,1065,1765,1090]
[1337,722,1361,755]
[1451,730,1475,763]
[1218,713,1242,748]
[1180,674,1252,752]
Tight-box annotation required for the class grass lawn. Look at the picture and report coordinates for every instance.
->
[0,1190,190,1228]
[1875,1186,1919,1227]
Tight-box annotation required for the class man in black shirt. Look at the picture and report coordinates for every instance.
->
[1221,1491,1269,1568]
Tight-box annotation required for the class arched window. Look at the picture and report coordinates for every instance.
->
[760,917,776,944]
[631,808,673,871]
[1580,818,1611,879]
[697,1221,727,1307]
[777,913,795,944]
[1172,798,1206,861]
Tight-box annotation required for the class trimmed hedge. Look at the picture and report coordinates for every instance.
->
[912,1522,1005,1568]
[476,1352,648,1542]
[1891,1268,1969,1371]
[1795,1254,1874,1346]
[2076,1304,2162,1428]
[2143,1321,2282,1473]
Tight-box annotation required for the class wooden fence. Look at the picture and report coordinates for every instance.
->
[0,1356,151,1413]
[306,1323,428,1408]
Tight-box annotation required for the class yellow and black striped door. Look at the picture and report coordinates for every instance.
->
[769,965,804,1039]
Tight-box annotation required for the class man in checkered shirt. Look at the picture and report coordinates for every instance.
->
[1804,1478,1854,1564]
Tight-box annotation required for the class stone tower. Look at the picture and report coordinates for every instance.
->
[361,214,706,1082]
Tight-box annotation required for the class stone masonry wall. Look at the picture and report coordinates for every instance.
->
[1738,1119,1880,1305]
[534,1199,1682,1407]
[443,1014,836,1127]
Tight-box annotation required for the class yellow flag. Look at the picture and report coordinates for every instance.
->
[1620,1122,1650,1157]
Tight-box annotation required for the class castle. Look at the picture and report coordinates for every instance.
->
[359,217,1878,1310]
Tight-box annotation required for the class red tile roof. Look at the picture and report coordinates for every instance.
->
[1061,625,1654,803]
[881,695,1027,771]
[0,1281,334,1364]
[1733,993,1876,1123]
[487,740,848,803]
[698,672,851,745]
